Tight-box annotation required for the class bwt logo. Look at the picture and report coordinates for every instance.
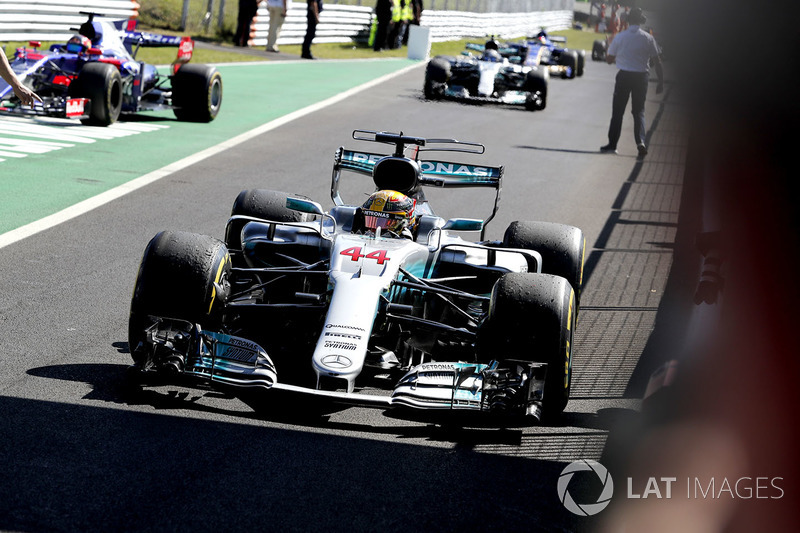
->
[558,460,614,516]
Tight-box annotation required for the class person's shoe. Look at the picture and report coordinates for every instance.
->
[599,144,617,154]
[637,144,648,158]
[301,53,315,60]
[266,46,279,52]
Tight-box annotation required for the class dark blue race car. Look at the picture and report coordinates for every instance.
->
[502,30,586,79]
[0,13,222,126]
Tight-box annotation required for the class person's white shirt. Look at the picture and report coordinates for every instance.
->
[607,25,660,73]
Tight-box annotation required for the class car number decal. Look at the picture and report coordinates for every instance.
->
[340,246,390,265]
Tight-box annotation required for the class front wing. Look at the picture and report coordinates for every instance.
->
[133,318,547,421]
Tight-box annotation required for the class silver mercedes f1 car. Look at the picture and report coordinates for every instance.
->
[128,130,585,422]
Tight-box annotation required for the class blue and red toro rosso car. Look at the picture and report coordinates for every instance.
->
[0,13,222,126]
[501,30,586,80]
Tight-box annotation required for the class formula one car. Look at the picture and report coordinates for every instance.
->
[507,30,586,79]
[0,13,222,126]
[424,41,549,111]
[128,130,585,423]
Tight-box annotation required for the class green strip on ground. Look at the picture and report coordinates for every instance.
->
[0,59,416,234]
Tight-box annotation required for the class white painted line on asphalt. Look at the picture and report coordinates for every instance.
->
[0,61,424,250]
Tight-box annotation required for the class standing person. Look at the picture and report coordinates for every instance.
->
[266,0,290,52]
[386,0,402,49]
[234,0,259,47]
[302,0,322,59]
[599,7,663,158]
[1,47,41,107]
[372,0,393,51]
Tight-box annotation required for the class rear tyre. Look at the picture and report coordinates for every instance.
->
[171,64,223,122]
[225,189,315,251]
[503,221,585,307]
[479,273,576,418]
[592,40,607,61]
[70,62,122,126]
[128,231,231,365]
[524,67,548,111]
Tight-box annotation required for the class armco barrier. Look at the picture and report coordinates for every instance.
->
[0,1,572,48]
[250,4,572,47]
[0,0,140,42]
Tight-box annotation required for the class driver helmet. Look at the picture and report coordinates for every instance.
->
[361,190,417,236]
[482,49,502,62]
[66,34,91,54]
[484,38,499,51]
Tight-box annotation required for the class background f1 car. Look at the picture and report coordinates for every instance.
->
[128,130,585,424]
[0,13,222,126]
[423,41,549,111]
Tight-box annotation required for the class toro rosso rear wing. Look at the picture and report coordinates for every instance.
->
[332,147,504,236]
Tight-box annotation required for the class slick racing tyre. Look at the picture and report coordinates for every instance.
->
[479,273,576,418]
[70,62,122,126]
[558,49,579,79]
[225,189,316,252]
[576,49,586,76]
[503,221,585,308]
[424,57,451,99]
[172,64,223,122]
[128,231,231,366]
[592,40,607,61]
[524,67,548,111]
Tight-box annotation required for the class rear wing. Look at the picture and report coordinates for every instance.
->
[335,149,503,188]
[332,148,504,238]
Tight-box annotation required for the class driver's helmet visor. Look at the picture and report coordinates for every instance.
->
[363,210,407,232]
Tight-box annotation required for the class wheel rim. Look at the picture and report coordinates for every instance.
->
[209,77,222,113]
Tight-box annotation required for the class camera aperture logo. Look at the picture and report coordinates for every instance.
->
[558,460,614,516]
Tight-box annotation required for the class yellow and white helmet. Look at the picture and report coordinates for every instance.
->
[361,190,417,235]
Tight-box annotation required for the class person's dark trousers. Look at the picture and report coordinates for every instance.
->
[302,14,318,57]
[373,19,390,50]
[607,70,649,148]
[234,0,259,46]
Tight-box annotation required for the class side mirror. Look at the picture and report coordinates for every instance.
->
[286,197,324,216]
[443,218,484,231]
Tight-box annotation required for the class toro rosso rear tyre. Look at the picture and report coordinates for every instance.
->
[128,231,231,366]
[559,50,579,79]
[524,67,548,111]
[503,221,585,308]
[424,57,451,99]
[70,62,122,126]
[479,273,576,418]
[225,189,316,252]
[172,64,223,122]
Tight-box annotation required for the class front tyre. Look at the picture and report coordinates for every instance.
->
[424,57,451,99]
[70,62,122,126]
[479,273,576,418]
[524,67,548,111]
[171,64,223,122]
[128,231,231,366]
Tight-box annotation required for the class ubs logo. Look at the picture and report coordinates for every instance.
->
[322,354,353,369]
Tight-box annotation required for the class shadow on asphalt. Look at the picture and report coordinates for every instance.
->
[4,372,594,532]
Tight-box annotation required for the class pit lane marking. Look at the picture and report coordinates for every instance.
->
[0,117,170,162]
[0,61,422,249]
